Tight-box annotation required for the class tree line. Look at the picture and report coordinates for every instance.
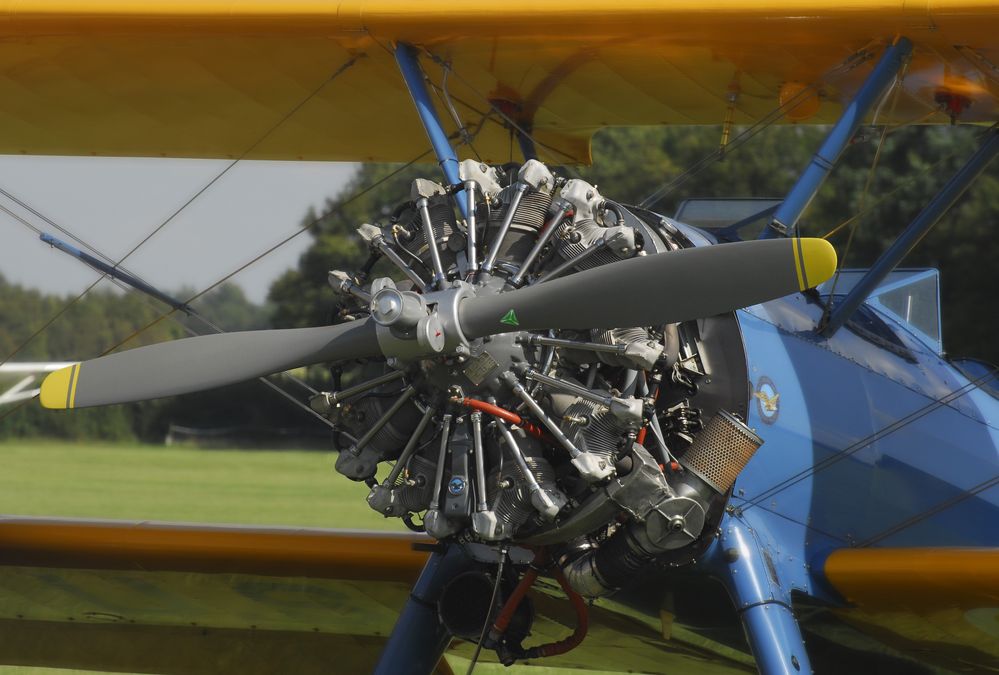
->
[0,279,317,440]
[3,123,997,440]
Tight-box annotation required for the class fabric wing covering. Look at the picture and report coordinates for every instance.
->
[0,518,756,674]
[0,1,997,165]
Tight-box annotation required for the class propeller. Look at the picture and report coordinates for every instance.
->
[40,319,378,410]
[460,237,836,337]
[40,237,835,410]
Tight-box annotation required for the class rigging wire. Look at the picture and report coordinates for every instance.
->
[2,199,320,400]
[415,40,879,196]
[369,35,579,170]
[437,60,480,160]
[99,277,333,427]
[115,55,362,265]
[0,54,361,369]
[0,186,144,282]
[638,46,875,209]
[0,146,433,425]
[818,150,959,241]
[466,548,507,675]
[0,216,330,426]
[740,366,999,512]
[819,120,999,241]
[740,501,852,546]
[416,47,583,166]
[96,147,433,358]
[858,473,999,547]
[818,73,904,321]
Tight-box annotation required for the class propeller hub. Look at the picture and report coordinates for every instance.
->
[370,287,426,329]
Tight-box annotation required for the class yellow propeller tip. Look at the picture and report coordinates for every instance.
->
[795,238,838,290]
[39,363,80,409]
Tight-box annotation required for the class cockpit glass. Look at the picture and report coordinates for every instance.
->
[818,269,942,353]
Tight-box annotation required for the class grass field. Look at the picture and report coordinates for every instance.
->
[0,440,640,675]
[0,440,391,529]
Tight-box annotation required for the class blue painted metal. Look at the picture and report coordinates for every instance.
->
[734,287,999,552]
[760,38,912,239]
[691,236,999,669]
[703,516,812,675]
[610,222,998,669]
[515,126,538,162]
[394,43,469,220]
[373,545,470,675]
[39,232,191,312]
[822,128,999,336]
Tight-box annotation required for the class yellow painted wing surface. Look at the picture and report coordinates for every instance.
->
[0,517,754,674]
[0,1,998,163]
[823,547,999,670]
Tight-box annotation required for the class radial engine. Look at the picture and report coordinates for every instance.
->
[311,159,763,662]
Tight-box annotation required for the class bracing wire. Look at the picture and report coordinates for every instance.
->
[638,47,876,209]
[817,151,957,241]
[818,74,903,320]
[466,548,507,675]
[367,35,581,171]
[822,120,996,244]
[0,186,143,282]
[0,218,330,426]
[417,47,582,166]
[2,199,319,397]
[0,54,361,370]
[438,60,478,158]
[115,55,361,265]
[858,473,999,547]
[97,147,434,358]
[100,277,332,427]
[0,146,433,425]
[741,366,999,511]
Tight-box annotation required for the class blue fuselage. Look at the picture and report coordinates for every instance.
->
[732,289,999,598]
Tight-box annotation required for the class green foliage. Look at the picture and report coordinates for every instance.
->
[5,124,998,444]
[184,282,269,332]
[272,124,999,363]
[268,165,430,329]
[0,278,297,441]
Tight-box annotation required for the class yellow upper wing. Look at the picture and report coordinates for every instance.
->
[0,1,998,164]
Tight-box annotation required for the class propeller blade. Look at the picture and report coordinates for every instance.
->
[40,318,377,409]
[460,238,836,338]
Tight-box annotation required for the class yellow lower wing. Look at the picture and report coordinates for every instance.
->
[823,548,999,669]
[0,517,753,674]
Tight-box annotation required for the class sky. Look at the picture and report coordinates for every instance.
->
[0,156,358,304]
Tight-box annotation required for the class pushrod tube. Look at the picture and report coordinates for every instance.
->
[351,387,416,455]
[465,181,479,274]
[482,183,528,274]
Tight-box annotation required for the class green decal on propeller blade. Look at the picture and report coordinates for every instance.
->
[500,309,519,327]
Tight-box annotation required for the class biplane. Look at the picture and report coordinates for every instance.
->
[1,2,998,674]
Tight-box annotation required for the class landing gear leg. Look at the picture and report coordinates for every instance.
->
[374,545,470,675]
[709,518,812,675]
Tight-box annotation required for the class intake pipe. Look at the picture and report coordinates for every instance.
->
[563,411,763,596]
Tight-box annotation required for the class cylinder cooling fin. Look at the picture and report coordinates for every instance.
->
[315,158,757,662]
